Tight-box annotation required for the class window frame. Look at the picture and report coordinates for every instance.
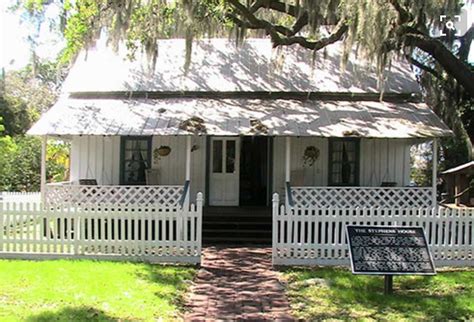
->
[328,138,360,186]
[119,136,152,185]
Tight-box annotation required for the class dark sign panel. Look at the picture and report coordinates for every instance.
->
[346,225,436,275]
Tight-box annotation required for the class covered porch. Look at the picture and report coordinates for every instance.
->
[29,96,452,213]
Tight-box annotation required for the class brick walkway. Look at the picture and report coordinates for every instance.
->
[184,247,294,321]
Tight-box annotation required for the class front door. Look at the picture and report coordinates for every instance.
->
[209,137,240,206]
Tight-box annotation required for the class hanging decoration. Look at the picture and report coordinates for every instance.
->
[303,146,320,167]
[156,145,171,156]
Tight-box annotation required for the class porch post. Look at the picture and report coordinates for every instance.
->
[432,139,438,208]
[40,136,47,204]
[285,136,291,182]
[185,136,191,181]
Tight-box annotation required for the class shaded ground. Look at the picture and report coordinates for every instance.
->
[284,266,474,321]
[0,259,196,321]
[184,247,294,320]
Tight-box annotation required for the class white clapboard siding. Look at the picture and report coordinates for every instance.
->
[359,138,414,186]
[273,138,415,201]
[0,193,203,264]
[71,136,121,185]
[272,193,474,267]
[152,136,206,203]
[70,135,206,203]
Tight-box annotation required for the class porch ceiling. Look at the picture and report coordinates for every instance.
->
[27,98,452,138]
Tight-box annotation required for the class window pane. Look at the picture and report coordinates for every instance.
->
[333,151,342,162]
[330,139,359,186]
[341,162,352,184]
[332,141,343,152]
[343,141,355,152]
[332,172,341,184]
[332,163,342,174]
[213,140,223,173]
[122,138,150,185]
[226,140,236,173]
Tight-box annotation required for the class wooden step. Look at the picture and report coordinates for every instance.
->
[202,207,272,244]
[203,236,271,245]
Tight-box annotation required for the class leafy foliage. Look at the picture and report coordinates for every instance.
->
[0,62,69,192]
[0,136,41,192]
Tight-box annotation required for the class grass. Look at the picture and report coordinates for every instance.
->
[283,266,474,321]
[0,259,196,321]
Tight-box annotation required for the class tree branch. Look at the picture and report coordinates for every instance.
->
[404,55,442,80]
[404,33,474,96]
[271,20,348,50]
[388,0,412,25]
[228,0,347,50]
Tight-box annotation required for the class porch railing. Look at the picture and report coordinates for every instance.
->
[45,182,184,208]
[291,186,434,208]
[178,180,191,209]
[272,193,474,267]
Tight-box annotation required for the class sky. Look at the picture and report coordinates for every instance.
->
[0,1,473,71]
[0,0,64,71]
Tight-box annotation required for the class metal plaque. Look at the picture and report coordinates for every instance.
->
[346,225,436,275]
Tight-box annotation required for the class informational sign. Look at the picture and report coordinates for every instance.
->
[346,226,436,275]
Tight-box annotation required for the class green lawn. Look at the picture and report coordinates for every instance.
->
[0,259,196,321]
[284,267,474,321]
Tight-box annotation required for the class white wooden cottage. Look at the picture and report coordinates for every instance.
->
[27,38,452,243]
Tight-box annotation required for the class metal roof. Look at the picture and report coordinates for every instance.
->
[62,38,420,94]
[28,98,452,138]
[441,161,474,175]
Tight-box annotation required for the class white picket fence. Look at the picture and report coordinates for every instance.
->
[0,192,40,204]
[0,193,203,264]
[273,193,474,267]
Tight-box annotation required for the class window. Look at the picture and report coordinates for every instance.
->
[212,139,237,174]
[120,137,152,185]
[212,140,223,173]
[328,139,359,186]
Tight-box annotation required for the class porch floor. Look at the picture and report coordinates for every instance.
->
[202,207,272,245]
[184,247,293,320]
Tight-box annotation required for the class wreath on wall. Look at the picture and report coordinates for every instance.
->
[303,146,320,167]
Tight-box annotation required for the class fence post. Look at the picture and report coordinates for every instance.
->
[74,206,81,255]
[196,192,203,261]
[272,193,279,266]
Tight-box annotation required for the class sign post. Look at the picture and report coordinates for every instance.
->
[384,275,393,295]
[346,225,436,294]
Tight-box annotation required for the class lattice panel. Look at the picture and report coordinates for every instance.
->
[45,184,184,207]
[291,187,434,208]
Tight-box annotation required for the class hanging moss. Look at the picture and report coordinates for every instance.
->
[179,116,207,134]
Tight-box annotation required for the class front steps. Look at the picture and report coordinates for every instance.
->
[202,207,272,245]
